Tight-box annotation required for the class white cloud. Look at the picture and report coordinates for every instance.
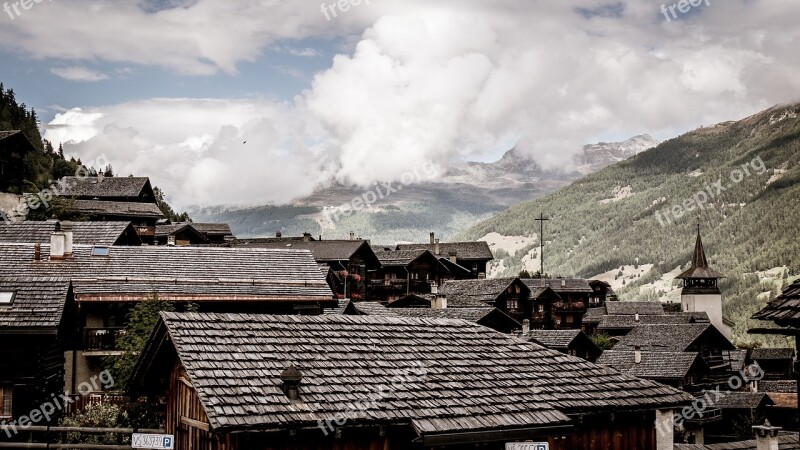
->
[50,66,109,82]
[34,0,800,207]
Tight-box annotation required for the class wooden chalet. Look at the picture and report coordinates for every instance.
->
[372,248,451,301]
[597,351,709,389]
[749,280,800,438]
[524,328,602,361]
[156,223,235,246]
[0,277,77,424]
[0,235,334,389]
[130,312,692,450]
[522,278,593,329]
[396,232,494,278]
[0,220,143,246]
[0,130,36,193]
[155,223,212,246]
[337,301,521,333]
[699,392,775,443]
[55,176,163,242]
[239,238,381,301]
[750,348,795,380]
[589,279,617,307]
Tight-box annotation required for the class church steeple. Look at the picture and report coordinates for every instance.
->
[677,223,724,288]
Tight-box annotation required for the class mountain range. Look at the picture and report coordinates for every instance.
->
[457,103,800,346]
[191,135,659,242]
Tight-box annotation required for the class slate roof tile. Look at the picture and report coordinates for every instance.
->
[0,277,70,329]
[0,220,137,246]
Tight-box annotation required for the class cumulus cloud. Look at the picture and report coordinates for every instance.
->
[33,0,800,207]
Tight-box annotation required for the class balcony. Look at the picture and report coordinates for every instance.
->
[84,327,126,355]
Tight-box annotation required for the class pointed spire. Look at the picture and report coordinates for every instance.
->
[691,222,709,269]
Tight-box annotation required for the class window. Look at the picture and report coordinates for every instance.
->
[507,299,518,310]
[0,292,13,305]
[91,246,111,256]
[537,304,545,313]
[0,387,11,419]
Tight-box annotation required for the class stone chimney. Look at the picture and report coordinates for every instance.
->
[349,231,355,240]
[752,421,781,450]
[280,364,303,401]
[635,312,640,322]
[634,346,642,364]
[431,284,438,295]
[655,409,674,450]
[432,294,447,310]
[449,251,457,264]
[522,319,530,335]
[34,243,41,261]
[430,232,435,244]
[561,279,566,287]
[302,232,312,243]
[434,239,440,256]
[50,222,65,260]
[61,221,74,257]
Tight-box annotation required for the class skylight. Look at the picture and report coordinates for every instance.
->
[0,292,14,305]
[91,246,111,257]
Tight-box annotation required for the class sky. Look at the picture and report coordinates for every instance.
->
[0,0,798,208]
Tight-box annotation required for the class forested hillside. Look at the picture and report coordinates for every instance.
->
[459,103,800,346]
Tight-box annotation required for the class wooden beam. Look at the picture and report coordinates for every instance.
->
[181,415,211,432]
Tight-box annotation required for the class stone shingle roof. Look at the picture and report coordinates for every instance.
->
[751,348,795,360]
[613,323,732,352]
[598,312,710,330]
[440,278,520,307]
[675,434,799,449]
[389,307,516,324]
[583,307,606,324]
[597,351,703,380]
[239,240,372,262]
[759,380,797,393]
[70,200,165,219]
[134,312,692,434]
[373,248,432,266]
[604,301,665,315]
[0,243,332,303]
[56,176,151,199]
[188,223,233,236]
[522,278,593,293]
[752,281,800,326]
[525,329,583,350]
[0,220,139,246]
[396,241,494,261]
[0,277,71,330]
[701,391,773,410]
[676,230,725,280]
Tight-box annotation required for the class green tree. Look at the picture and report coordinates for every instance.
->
[590,332,615,351]
[104,292,174,388]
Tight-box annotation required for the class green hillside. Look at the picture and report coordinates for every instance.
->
[459,104,800,346]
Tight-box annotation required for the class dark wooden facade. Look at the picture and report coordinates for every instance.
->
[0,131,36,193]
[372,250,448,302]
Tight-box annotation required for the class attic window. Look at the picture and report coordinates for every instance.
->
[91,246,111,257]
[0,292,14,305]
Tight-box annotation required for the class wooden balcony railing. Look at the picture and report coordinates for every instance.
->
[84,327,127,352]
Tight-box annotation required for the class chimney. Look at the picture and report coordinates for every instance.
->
[302,232,312,243]
[50,222,65,260]
[634,346,642,364]
[34,243,41,261]
[522,319,530,335]
[432,294,447,310]
[434,239,440,256]
[430,232,435,244]
[61,221,74,257]
[276,231,282,238]
[561,279,566,287]
[349,231,355,240]
[280,364,303,401]
[752,421,781,450]
[167,235,176,247]
[449,252,457,264]
[97,171,104,182]
[655,409,674,450]
[431,284,438,295]
[635,312,640,322]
